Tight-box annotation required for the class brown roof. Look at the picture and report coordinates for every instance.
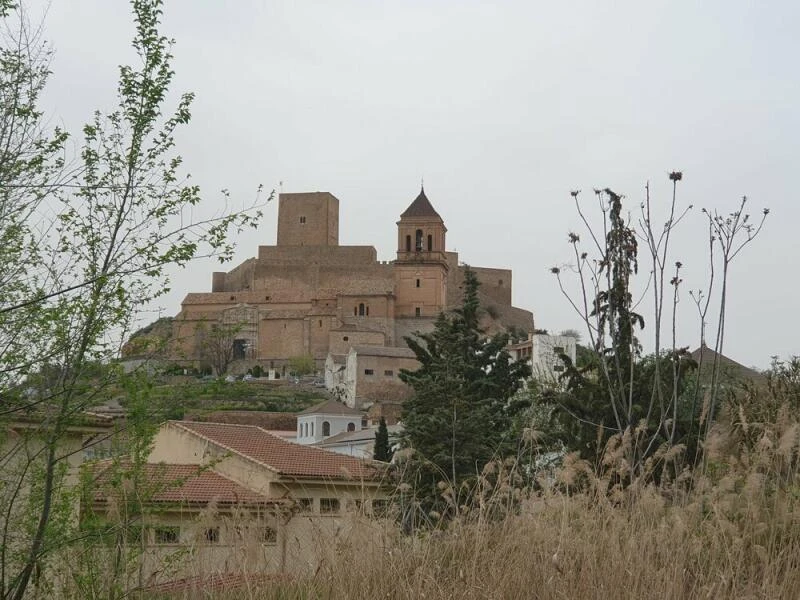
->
[690,344,764,383]
[93,462,272,506]
[400,187,442,220]
[298,399,364,417]
[171,421,382,481]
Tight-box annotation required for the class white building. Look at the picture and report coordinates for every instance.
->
[313,423,403,459]
[507,333,577,384]
[295,399,365,445]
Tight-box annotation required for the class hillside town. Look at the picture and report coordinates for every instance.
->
[2,1,797,598]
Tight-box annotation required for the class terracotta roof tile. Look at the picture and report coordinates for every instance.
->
[171,421,383,481]
[93,462,272,506]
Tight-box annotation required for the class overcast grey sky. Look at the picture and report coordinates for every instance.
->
[34,0,798,368]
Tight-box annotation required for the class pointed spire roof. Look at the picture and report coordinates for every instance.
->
[400,186,442,220]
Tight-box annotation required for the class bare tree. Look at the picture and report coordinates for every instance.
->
[197,322,242,376]
[548,174,766,482]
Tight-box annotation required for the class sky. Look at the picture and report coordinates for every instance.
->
[30,0,799,369]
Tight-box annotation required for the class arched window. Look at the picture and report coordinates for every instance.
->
[323,421,331,436]
[415,229,423,251]
[427,234,433,251]
[353,306,357,316]
[303,423,308,437]
[347,422,356,432]
[405,235,411,252]
[358,303,365,316]
[310,422,314,437]
[366,306,369,316]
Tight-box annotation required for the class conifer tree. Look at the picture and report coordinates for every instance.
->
[373,416,393,462]
[399,268,531,521]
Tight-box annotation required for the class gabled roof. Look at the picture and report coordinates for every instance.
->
[298,399,363,417]
[400,187,442,220]
[351,345,417,359]
[92,462,272,506]
[170,421,381,481]
[690,344,764,383]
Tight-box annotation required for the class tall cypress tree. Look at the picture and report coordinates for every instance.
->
[399,268,531,520]
[373,417,393,462]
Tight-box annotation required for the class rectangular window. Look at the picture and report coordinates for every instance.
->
[347,499,364,513]
[553,346,564,354]
[154,526,180,545]
[364,369,374,376]
[415,278,420,288]
[384,370,394,377]
[320,498,340,514]
[296,498,313,513]
[299,216,306,224]
[261,526,278,545]
[203,527,220,544]
[415,307,421,317]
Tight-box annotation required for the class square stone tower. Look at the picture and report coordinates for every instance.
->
[277,192,339,247]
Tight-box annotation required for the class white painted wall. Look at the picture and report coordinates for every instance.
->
[296,413,361,445]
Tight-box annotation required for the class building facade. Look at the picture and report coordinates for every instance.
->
[87,420,390,588]
[169,188,534,374]
[507,333,577,383]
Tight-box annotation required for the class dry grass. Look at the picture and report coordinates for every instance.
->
[171,408,800,599]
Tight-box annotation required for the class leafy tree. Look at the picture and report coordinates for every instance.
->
[399,268,531,522]
[0,1,264,597]
[288,354,315,376]
[373,416,393,462]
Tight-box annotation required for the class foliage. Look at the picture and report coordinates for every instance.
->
[373,417,393,462]
[183,395,800,600]
[398,267,531,522]
[0,1,264,597]
[287,354,316,376]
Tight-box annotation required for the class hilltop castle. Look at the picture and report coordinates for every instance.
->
[170,188,534,374]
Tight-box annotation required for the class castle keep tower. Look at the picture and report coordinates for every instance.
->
[394,187,449,318]
[276,192,339,247]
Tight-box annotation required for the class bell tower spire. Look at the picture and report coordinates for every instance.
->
[394,186,449,318]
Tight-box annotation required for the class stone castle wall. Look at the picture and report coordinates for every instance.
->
[169,191,534,374]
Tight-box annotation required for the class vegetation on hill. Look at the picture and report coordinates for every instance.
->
[145,379,325,415]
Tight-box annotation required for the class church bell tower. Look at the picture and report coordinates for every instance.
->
[394,187,449,318]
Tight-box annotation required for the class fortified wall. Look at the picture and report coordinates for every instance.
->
[171,189,534,374]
